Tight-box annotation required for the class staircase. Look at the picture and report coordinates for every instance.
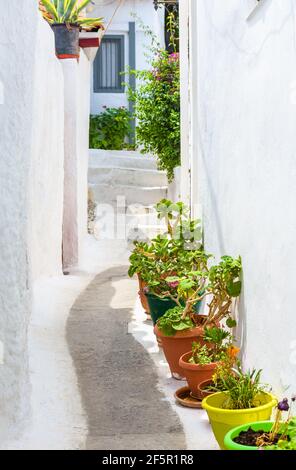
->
[88,150,168,262]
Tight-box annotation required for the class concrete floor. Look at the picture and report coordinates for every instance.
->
[66,266,186,450]
[2,236,218,450]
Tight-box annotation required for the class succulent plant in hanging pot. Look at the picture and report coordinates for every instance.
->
[39,0,104,59]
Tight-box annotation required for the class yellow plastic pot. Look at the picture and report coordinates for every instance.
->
[202,392,277,450]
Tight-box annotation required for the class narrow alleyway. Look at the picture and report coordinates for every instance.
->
[66,266,186,450]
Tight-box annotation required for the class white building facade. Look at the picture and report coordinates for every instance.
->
[89,0,165,115]
[180,0,296,395]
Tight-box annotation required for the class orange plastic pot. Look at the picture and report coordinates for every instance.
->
[154,323,208,379]
[179,352,218,399]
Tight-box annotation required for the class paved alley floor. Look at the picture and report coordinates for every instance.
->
[66,266,186,450]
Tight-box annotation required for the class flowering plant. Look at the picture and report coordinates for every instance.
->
[128,199,204,295]
[128,50,180,181]
[189,327,234,365]
[257,397,296,449]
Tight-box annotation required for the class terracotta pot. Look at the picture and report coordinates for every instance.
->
[137,274,150,314]
[154,322,208,379]
[198,379,216,400]
[179,352,218,399]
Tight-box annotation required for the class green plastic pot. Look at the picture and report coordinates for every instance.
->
[145,293,203,325]
[202,392,277,450]
[145,294,176,325]
[224,421,274,450]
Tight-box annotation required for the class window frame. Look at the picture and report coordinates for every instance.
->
[93,34,125,94]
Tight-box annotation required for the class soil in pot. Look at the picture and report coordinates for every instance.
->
[234,428,281,447]
[224,421,281,450]
[154,316,209,379]
[51,23,80,59]
[179,352,218,399]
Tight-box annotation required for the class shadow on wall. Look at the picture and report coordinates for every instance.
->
[235,271,247,363]
[198,128,226,255]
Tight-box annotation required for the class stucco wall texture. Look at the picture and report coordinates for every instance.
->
[196,0,296,394]
[0,2,90,438]
[0,1,37,439]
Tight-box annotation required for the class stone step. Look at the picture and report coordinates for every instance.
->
[127,224,166,241]
[89,166,167,187]
[89,149,158,171]
[90,183,168,206]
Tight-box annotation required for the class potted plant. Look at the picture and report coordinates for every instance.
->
[202,365,277,449]
[39,0,104,59]
[154,256,242,379]
[128,199,203,323]
[198,347,239,399]
[224,397,296,450]
[179,327,237,399]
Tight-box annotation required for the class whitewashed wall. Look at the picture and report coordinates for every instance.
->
[193,0,296,394]
[0,2,91,439]
[0,0,38,439]
[90,0,165,114]
[29,19,64,281]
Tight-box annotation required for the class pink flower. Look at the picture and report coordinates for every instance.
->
[168,281,179,289]
[169,52,179,62]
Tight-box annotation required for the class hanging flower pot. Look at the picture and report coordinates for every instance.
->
[51,24,80,60]
[38,0,104,60]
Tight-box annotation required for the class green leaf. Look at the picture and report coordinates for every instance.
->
[41,0,59,20]
[227,280,242,297]
[226,318,237,328]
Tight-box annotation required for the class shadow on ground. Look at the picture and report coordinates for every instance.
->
[66,266,186,450]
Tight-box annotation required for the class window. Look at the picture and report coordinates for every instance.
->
[93,35,125,93]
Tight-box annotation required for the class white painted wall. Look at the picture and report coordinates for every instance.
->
[0,2,91,439]
[62,53,91,269]
[191,0,296,395]
[0,0,37,439]
[90,0,165,114]
[29,19,64,281]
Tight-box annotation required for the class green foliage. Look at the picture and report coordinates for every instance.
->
[157,306,194,337]
[206,255,242,327]
[220,364,267,410]
[203,326,231,345]
[89,107,133,150]
[127,50,180,181]
[128,199,205,295]
[189,344,213,365]
[189,327,233,365]
[39,0,104,30]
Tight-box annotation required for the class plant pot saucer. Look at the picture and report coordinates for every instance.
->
[175,386,203,409]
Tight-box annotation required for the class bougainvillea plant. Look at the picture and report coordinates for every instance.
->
[127,50,180,181]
